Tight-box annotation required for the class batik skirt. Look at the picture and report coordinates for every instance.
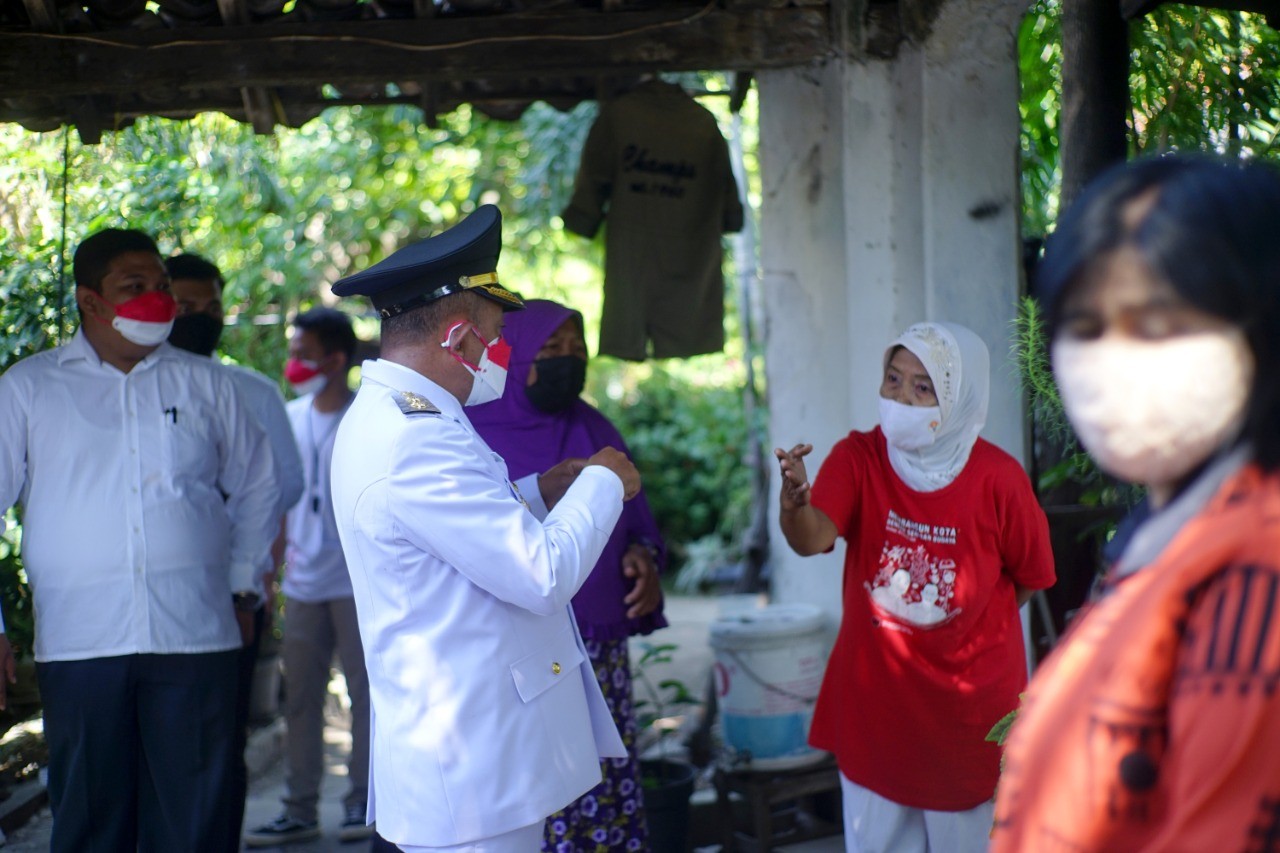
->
[542,637,650,853]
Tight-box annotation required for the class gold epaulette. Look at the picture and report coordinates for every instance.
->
[392,390,441,416]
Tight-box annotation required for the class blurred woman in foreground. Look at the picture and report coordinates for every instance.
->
[991,156,1280,851]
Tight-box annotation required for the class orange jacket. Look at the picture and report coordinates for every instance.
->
[991,463,1280,852]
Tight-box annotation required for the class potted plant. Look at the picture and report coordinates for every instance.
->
[632,641,700,853]
[984,297,1139,781]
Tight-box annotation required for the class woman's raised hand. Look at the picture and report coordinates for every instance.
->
[775,443,814,511]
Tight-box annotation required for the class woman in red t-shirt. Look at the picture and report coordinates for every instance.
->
[776,321,1055,853]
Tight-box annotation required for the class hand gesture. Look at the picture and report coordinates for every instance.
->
[586,447,641,501]
[622,543,663,619]
[538,457,588,510]
[775,443,814,511]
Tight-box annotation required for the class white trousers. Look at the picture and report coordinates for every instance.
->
[395,822,542,853]
[840,773,993,853]
[396,819,542,845]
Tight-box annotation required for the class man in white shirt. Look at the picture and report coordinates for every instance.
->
[329,205,641,852]
[245,307,372,848]
[165,252,306,851]
[0,229,280,853]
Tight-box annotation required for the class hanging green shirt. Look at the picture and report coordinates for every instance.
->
[562,80,744,361]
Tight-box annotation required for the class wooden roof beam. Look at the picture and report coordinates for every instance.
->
[0,5,831,98]
[0,85,588,128]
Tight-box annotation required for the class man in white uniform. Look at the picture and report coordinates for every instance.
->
[329,205,639,852]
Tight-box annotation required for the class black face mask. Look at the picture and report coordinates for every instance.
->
[525,356,587,414]
[168,312,224,357]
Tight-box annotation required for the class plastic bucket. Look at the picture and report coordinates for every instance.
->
[710,603,830,770]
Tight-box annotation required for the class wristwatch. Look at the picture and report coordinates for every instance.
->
[232,591,262,612]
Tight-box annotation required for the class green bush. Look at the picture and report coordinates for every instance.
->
[1,234,64,667]
[1013,295,1141,510]
[0,516,34,662]
[590,362,756,578]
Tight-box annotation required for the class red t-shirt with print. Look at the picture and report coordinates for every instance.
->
[808,427,1054,811]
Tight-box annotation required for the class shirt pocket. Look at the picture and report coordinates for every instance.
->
[509,624,585,704]
[161,414,217,483]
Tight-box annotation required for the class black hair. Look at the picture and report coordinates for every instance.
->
[165,253,224,287]
[73,229,160,292]
[379,292,486,352]
[293,307,358,364]
[1037,154,1280,470]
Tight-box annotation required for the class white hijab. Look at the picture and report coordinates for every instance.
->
[883,322,990,492]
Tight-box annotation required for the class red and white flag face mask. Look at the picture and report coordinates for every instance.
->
[284,357,327,396]
[441,321,511,406]
[96,290,178,347]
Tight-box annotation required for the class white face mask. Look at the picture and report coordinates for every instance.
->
[114,316,175,347]
[290,374,327,397]
[1052,331,1253,487]
[879,397,943,451]
[442,322,511,407]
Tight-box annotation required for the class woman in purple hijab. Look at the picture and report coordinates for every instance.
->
[470,298,667,852]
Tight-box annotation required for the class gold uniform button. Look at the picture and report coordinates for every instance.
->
[551,662,562,675]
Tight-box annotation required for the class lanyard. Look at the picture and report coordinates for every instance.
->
[306,402,347,513]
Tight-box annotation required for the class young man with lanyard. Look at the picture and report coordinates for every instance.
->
[0,229,279,852]
[165,252,306,852]
[245,307,373,847]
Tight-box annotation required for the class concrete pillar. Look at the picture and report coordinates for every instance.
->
[758,0,1030,620]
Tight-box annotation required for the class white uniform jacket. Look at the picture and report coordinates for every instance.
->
[330,359,627,848]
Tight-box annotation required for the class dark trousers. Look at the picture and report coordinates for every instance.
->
[227,606,265,851]
[37,650,240,853]
[370,832,400,852]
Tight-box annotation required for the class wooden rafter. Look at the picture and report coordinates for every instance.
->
[412,0,440,130]
[214,0,248,25]
[18,0,60,32]
[213,0,281,132]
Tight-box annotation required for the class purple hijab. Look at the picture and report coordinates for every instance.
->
[469,299,668,640]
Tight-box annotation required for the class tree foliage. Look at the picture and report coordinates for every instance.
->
[1,101,598,368]
[1018,2,1064,238]
[1014,2,1280,522]
[1131,6,1280,157]
[1,77,760,636]
[1018,1,1280,238]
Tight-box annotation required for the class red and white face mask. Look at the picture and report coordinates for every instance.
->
[441,322,511,407]
[284,357,327,396]
[94,290,178,347]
